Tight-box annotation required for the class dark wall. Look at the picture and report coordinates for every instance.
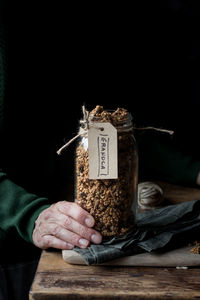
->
[3,0,200,145]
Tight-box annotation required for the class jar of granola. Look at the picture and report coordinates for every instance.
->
[75,105,138,237]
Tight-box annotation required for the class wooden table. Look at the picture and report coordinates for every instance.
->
[30,182,200,300]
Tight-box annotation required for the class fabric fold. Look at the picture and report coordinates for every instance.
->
[74,200,200,265]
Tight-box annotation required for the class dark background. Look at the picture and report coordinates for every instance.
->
[2,0,200,183]
[3,1,200,122]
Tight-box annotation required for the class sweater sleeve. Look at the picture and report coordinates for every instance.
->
[0,170,51,243]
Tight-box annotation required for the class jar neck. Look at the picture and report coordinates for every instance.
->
[89,112,133,132]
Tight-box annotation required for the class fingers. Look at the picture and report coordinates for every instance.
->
[32,201,102,250]
[40,221,90,248]
[38,235,74,250]
[54,214,102,244]
[57,201,95,227]
[33,223,90,250]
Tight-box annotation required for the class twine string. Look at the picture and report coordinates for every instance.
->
[138,181,164,209]
[133,126,174,135]
[57,105,174,155]
[57,106,89,155]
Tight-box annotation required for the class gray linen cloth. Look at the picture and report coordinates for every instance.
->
[74,200,200,265]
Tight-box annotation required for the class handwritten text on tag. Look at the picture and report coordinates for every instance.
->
[88,123,118,179]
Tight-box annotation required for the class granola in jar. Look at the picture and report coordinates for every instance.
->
[75,105,138,237]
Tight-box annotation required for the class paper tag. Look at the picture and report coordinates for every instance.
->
[88,122,118,179]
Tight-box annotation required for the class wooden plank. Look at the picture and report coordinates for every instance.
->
[62,246,200,267]
[156,181,200,204]
[30,250,200,300]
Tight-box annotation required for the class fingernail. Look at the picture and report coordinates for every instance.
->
[79,238,89,247]
[91,234,102,244]
[66,242,74,249]
[85,217,94,227]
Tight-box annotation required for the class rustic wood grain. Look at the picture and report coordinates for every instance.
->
[30,250,200,300]
[156,181,200,204]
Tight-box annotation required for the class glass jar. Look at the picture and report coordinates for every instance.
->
[75,106,138,237]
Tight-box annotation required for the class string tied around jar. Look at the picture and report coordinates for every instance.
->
[57,106,90,155]
[57,105,174,155]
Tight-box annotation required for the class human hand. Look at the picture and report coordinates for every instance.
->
[32,201,102,250]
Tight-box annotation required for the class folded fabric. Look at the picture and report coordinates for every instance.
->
[74,200,200,265]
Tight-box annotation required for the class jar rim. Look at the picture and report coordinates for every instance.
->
[89,111,133,127]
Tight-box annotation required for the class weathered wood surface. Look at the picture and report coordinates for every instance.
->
[30,250,200,300]
[62,246,200,267]
[156,181,200,204]
[30,182,200,299]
